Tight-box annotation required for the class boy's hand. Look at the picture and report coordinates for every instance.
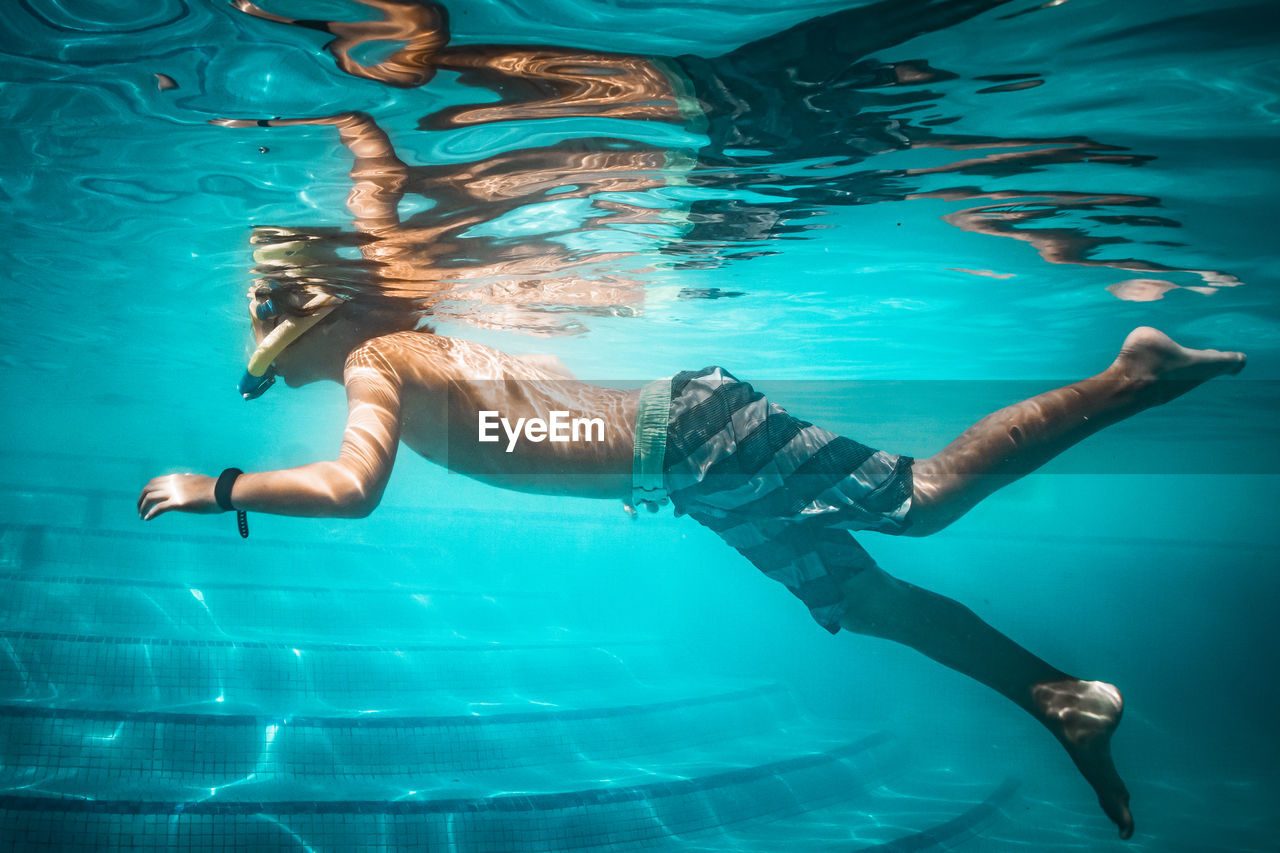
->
[138,474,221,521]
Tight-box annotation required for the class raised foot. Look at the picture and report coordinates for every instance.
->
[1033,679,1134,840]
[1114,326,1246,387]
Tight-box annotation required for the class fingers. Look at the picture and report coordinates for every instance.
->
[229,0,272,19]
[138,477,161,515]
[139,473,220,521]
[228,0,300,26]
[142,497,172,522]
[138,487,169,521]
[209,114,361,129]
[209,117,279,128]
[138,474,180,521]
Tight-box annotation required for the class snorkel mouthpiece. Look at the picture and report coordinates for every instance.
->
[240,289,343,400]
[239,365,276,400]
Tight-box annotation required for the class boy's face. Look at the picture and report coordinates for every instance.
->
[246,293,345,387]
[266,320,319,386]
[271,313,355,387]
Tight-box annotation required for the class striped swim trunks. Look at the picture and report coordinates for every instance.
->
[639,366,915,633]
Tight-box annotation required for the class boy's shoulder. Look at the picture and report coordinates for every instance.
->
[349,330,447,359]
[345,332,512,385]
[343,331,449,379]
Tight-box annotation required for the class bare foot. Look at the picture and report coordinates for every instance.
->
[1033,679,1134,839]
[1113,326,1246,394]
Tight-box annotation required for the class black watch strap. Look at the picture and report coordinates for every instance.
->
[215,468,242,511]
[215,468,250,539]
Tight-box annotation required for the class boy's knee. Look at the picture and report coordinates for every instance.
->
[901,460,960,537]
[837,566,907,632]
[901,496,947,537]
[901,457,941,537]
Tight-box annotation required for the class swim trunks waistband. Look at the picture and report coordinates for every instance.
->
[632,376,673,509]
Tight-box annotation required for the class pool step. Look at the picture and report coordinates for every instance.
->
[0,679,796,782]
[0,628,674,712]
[0,522,547,594]
[0,568,580,643]
[1,720,885,801]
[0,729,899,852]
[676,772,1020,852]
[0,465,1020,850]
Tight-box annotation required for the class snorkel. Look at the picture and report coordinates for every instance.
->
[239,287,344,399]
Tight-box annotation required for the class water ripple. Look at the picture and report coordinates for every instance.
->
[1,0,1275,370]
[16,0,190,35]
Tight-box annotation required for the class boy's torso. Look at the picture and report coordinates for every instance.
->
[368,332,639,499]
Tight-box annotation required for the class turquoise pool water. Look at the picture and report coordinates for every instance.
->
[2,0,1277,849]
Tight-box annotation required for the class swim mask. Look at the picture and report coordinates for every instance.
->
[239,286,344,399]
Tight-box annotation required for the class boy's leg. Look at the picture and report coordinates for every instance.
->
[906,327,1246,536]
[837,563,1132,837]
[702,506,1134,837]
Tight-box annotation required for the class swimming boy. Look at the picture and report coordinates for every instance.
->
[137,2,1248,839]
[138,287,1246,840]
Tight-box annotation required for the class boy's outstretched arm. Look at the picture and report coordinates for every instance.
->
[138,354,402,521]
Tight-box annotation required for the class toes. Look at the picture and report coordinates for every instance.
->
[1096,785,1133,839]
[1114,802,1134,840]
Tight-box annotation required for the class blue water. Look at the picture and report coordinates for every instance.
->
[2,0,1278,850]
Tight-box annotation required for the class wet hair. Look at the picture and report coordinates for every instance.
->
[248,226,432,342]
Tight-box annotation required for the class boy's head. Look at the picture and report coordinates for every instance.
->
[238,229,424,398]
[240,282,343,398]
